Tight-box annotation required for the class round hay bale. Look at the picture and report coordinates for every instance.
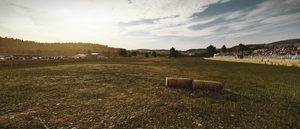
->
[165,77,193,88]
[192,80,224,91]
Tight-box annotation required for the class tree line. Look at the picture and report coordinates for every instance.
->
[117,49,159,58]
[2,36,298,58]
[0,36,122,57]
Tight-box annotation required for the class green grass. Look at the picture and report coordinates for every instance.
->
[0,58,299,128]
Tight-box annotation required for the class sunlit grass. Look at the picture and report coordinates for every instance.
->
[0,58,299,128]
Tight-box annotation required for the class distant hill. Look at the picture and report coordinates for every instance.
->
[228,39,300,50]
[186,48,206,52]
[245,39,300,48]
[136,39,300,55]
[0,36,122,57]
[269,39,300,45]
[136,49,170,54]
[2,36,299,56]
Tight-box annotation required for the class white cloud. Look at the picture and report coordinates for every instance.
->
[225,11,243,20]
[122,0,300,43]
[223,30,260,38]
[243,0,280,19]
[260,12,300,24]
[0,0,232,42]
[54,0,227,23]
[282,0,300,5]
[1,0,299,50]
[151,25,212,37]
[124,16,221,37]
[220,0,231,3]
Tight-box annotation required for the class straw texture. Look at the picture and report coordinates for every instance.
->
[165,77,193,88]
[192,80,224,91]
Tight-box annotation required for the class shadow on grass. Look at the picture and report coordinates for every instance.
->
[167,86,266,104]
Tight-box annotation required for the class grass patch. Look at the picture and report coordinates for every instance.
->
[0,58,299,128]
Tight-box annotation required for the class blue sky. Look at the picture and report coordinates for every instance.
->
[1,0,300,50]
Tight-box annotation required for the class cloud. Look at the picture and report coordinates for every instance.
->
[1,0,299,50]
[243,0,280,19]
[151,25,212,37]
[282,0,300,5]
[124,16,221,37]
[220,0,231,3]
[260,12,300,24]
[204,0,300,39]
[240,0,300,21]
[224,11,243,20]
[61,0,229,23]
[223,30,260,38]
[203,30,261,41]
[123,0,300,41]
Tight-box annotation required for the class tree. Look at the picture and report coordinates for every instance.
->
[221,45,227,53]
[254,45,263,50]
[175,50,182,57]
[235,43,250,52]
[206,45,216,57]
[152,51,157,58]
[145,53,149,58]
[118,49,127,57]
[127,51,132,57]
[199,52,208,57]
[192,52,208,57]
[170,47,175,57]
[131,51,137,57]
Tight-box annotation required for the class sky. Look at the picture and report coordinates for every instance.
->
[1,0,300,50]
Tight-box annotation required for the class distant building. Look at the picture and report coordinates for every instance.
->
[90,53,104,58]
[141,53,151,58]
[74,54,86,58]
[182,53,194,56]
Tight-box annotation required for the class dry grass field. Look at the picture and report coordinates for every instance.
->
[0,58,299,128]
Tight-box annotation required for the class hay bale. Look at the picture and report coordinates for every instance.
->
[289,60,300,64]
[278,63,284,66]
[266,62,272,65]
[192,80,224,91]
[292,64,298,67]
[165,77,193,88]
[274,60,282,63]
[153,61,159,63]
[285,63,293,67]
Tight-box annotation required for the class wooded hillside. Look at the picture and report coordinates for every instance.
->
[0,36,122,57]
